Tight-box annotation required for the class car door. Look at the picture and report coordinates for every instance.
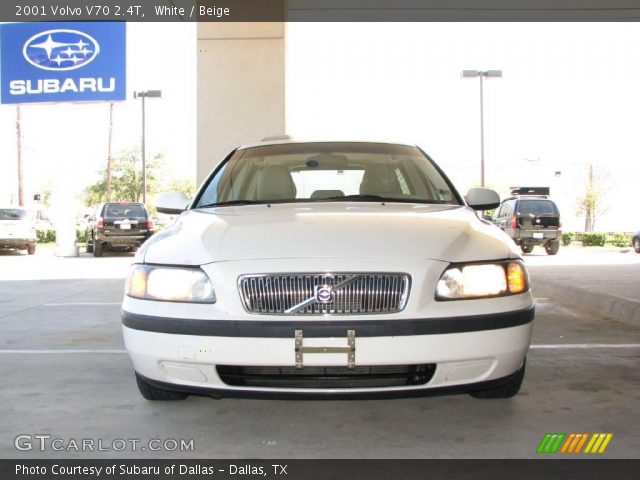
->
[517,200,560,231]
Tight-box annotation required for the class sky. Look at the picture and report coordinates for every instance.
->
[1,22,639,231]
[286,23,640,231]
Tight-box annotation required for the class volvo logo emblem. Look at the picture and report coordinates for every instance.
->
[315,285,335,304]
[23,29,100,71]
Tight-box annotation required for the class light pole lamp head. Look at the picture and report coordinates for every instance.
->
[134,90,162,99]
[461,70,502,78]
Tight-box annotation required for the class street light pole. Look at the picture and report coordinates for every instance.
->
[141,94,147,204]
[134,90,162,204]
[479,74,485,188]
[16,105,24,206]
[462,70,502,188]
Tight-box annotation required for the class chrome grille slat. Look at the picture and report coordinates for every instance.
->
[239,273,410,315]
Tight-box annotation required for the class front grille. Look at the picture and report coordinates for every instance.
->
[238,273,410,315]
[216,364,436,389]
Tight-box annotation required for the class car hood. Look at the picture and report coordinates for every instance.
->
[139,203,518,265]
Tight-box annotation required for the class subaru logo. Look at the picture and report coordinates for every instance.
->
[315,285,335,304]
[22,29,100,71]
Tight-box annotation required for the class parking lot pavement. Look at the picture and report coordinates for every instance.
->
[524,247,640,326]
[0,245,133,282]
[0,249,639,459]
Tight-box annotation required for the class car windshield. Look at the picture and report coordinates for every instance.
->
[518,200,558,215]
[195,142,461,207]
[0,209,28,220]
[104,204,146,218]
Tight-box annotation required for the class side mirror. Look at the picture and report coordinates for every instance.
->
[155,192,190,214]
[465,188,500,211]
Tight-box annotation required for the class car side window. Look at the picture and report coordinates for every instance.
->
[500,202,512,219]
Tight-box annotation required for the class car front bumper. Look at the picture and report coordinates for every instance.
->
[514,229,560,245]
[97,232,150,246]
[122,306,534,398]
[0,238,35,248]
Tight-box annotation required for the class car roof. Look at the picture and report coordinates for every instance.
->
[237,138,418,150]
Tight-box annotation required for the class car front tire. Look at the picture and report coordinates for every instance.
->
[27,244,36,255]
[634,238,640,254]
[544,239,560,255]
[135,373,189,401]
[469,360,526,399]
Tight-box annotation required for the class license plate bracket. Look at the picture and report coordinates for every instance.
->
[294,329,356,369]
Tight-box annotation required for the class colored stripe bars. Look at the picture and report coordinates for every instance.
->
[537,433,613,454]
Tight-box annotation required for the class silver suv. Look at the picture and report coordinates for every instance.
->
[0,207,36,255]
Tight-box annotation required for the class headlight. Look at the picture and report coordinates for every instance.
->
[435,260,528,300]
[126,264,216,303]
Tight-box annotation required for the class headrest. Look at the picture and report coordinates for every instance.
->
[359,165,402,196]
[256,166,297,201]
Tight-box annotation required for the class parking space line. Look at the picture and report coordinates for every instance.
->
[0,349,127,354]
[43,302,121,306]
[531,343,640,349]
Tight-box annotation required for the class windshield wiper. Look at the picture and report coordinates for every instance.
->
[195,199,269,208]
[318,194,450,204]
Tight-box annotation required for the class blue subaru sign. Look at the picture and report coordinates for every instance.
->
[0,22,126,104]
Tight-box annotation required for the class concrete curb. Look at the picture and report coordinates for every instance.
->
[531,277,640,327]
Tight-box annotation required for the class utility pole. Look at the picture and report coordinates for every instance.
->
[16,106,24,206]
[106,103,114,202]
[585,163,594,232]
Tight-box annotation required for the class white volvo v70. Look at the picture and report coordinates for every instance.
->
[122,140,534,400]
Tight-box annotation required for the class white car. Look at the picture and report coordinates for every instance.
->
[122,140,534,400]
[0,206,36,255]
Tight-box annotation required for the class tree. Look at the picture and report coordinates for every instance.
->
[576,164,609,232]
[83,149,164,206]
[166,177,197,199]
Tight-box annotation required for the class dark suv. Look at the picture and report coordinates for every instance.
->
[492,196,561,255]
[85,202,153,257]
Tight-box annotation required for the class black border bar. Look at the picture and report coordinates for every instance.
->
[121,306,534,337]
[3,0,640,22]
[2,459,639,480]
